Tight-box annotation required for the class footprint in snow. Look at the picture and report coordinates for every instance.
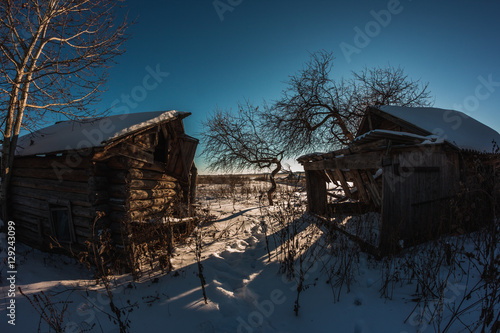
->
[231,239,249,250]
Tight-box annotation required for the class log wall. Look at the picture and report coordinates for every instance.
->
[102,132,184,245]
[125,162,181,222]
[11,120,197,255]
[10,155,100,249]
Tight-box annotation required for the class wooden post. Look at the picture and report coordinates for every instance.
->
[362,170,382,207]
[305,170,327,215]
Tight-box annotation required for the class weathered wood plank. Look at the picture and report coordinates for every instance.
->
[15,224,43,244]
[72,217,91,229]
[128,203,174,221]
[380,163,402,254]
[129,189,177,200]
[363,170,382,207]
[120,142,155,164]
[72,205,95,219]
[133,131,155,148]
[13,155,91,169]
[11,195,48,211]
[11,212,43,232]
[127,159,167,173]
[95,142,155,164]
[11,177,89,194]
[12,202,46,219]
[12,167,89,182]
[74,225,92,239]
[128,197,174,211]
[351,170,370,204]
[334,169,352,199]
[128,168,177,182]
[303,151,383,171]
[10,186,103,206]
[129,179,177,190]
[305,170,327,215]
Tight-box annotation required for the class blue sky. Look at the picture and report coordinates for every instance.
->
[97,0,500,172]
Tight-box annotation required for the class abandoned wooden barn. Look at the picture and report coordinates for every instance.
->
[298,105,500,253]
[7,110,198,253]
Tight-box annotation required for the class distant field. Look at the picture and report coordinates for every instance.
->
[197,172,305,185]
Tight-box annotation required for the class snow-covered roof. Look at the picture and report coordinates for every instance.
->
[355,129,430,143]
[15,110,190,156]
[375,105,500,153]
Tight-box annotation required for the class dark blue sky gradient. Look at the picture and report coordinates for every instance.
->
[98,0,500,172]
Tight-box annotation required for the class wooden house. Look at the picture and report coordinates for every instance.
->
[298,105,500,253]
[7,110,198,254]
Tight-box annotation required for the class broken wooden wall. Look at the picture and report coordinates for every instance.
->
[379,146,460,250]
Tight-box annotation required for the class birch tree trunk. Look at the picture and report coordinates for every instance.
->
[0,0,130,221]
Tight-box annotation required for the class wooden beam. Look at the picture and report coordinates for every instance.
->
[334,169,352,199]
[119,143,154,164]
[128,197,175,211]
[127,160,167,173]
[129,179,178,190]
[12,167,89,182]
[11,176,89,194]
[128,203,175,221]
[349,139,389,153]
[13,155,91,169]
[93,142,155,164]
[129,188,178,201]
[303,151,383,171]
[128,168,177,182]
[362,171,382,207]
[10,186,92,206]
[324,169,336,184]
[351,170,370,203]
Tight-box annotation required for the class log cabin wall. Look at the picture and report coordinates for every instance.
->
[10,118,197,254]
[125,159,181,222]
[10,154,103,250]
[94,123,196,246]
[122,123,193,220]
[93,155,182,248]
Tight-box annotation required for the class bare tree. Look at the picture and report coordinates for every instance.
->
[265,50,433,156]
[0,0,130,220]
[201,51,432,204]
[201,102,284,205]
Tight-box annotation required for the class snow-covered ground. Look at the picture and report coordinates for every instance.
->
[0,180,498,332]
